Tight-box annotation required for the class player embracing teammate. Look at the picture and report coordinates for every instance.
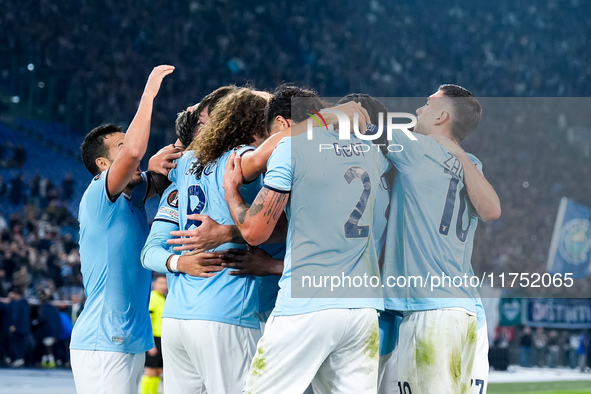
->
[75,71,499,393]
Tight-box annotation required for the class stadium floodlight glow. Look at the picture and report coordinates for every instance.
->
[27,63,35,71]
[38,82,45,88]
[11,96,20,103]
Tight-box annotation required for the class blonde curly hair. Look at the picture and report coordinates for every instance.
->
[188,88,269,172]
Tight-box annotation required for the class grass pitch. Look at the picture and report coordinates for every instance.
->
[488,380,591,394]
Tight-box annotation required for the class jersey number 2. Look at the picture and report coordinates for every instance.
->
[344,166,371,238]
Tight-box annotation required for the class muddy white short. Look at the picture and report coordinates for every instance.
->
[397,308,477,394]
[243,308,379,394]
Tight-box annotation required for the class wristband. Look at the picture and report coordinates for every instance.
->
[168,254,180,273]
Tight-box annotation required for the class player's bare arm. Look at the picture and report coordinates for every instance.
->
[221,247,283,276]
[224,152,289,246]
[238,101,370,182]
[106,65,175,197]
[432,134,501,222]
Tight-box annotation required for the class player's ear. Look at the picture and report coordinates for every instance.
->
[275,116,290,130]
[434,110,450,126]
[95,156,110,172]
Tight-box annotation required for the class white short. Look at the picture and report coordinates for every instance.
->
[471,324,489,394]
[378,347,398,394]
[397,309,477,394]
[70,349,144,394]
[244,308,379,394]
[161,318,261,394]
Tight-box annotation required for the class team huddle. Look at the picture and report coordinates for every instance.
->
[69,65,501,394]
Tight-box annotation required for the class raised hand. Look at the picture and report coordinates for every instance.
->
[320,101,371,134]
[148,144,183,176]
[143,65,175,99]
[223,151,244,193]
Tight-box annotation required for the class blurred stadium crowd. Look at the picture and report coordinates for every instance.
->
[0,0,590,368]
[1,0,590,132]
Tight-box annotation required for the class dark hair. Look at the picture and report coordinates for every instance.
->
[80,124,123,176]
[265,84,323,132]
[175,86,239,148]
[336,93,387,125]
[188,88,268,172]
[438,84,482,142]
[197,85,239,116]
[175,110,200,149]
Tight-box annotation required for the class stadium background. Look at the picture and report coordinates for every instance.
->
[0,0,590,392]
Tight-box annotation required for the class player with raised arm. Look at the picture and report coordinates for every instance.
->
[70,65,180,394]
[223,97,391,392]
[158,87,279,394]
[141,86,241,279]
[379,84,500,394]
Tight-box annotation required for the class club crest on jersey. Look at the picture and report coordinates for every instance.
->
[167,190,179,208]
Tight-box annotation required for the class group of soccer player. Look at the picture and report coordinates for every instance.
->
[70,64,501,394]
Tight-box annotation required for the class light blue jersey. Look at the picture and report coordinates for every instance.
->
[373,167,396,266]
[476,298,486,330]
[71,170,153,353]
[382,132,481,313]
[265,131,390,316]
[165,148,266,328]
[141,184,180,274]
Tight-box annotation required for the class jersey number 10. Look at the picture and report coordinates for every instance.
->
[439,168,470,242]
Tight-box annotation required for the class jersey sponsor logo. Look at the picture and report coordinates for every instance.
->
[111,336,124,343]
[167,190,179,208]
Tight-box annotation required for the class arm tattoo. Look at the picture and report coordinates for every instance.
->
[249,190,288,224]
[263,193,289,224]
[230,225,244,243]
[237,203,249,225]
[249,188,269,216]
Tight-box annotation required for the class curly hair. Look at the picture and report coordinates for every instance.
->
[188,88,269,172]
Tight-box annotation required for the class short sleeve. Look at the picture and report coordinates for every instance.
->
[82,170,116,227]
[263,137,292,193]
[385,131,432,173]
[235,145,255,157]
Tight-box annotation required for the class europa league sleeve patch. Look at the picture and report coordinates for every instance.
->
[167,190,179,208]
[154,190,179,224]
